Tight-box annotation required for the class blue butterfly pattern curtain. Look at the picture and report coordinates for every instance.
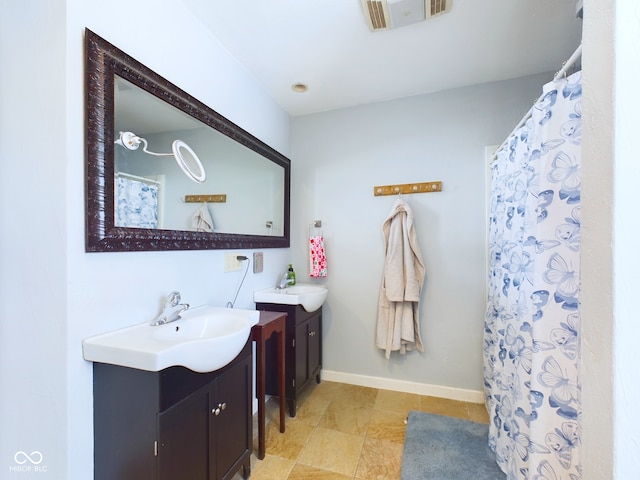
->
[484,71,582,479]
[115,174,160,229]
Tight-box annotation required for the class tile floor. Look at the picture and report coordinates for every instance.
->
[236,380,489,480]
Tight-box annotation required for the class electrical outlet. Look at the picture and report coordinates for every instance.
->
[224,252,243,272]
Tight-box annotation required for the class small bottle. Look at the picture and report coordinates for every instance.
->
[287,264,296,285]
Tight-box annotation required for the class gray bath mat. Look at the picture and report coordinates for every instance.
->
[401,411,505,479]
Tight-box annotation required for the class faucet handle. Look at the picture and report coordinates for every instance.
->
[166,291,181,307]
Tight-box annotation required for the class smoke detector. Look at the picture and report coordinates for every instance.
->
[361,0,452,31]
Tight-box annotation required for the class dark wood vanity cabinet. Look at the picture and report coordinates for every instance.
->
[93,341,252,480]
[255,304,322,417]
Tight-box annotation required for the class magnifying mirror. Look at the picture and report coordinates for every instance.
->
[171,140,206,183]
[115,131,206,183]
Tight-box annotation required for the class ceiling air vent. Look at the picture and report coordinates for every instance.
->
[362,1,390,30]
[426,0,451,19]
[361,0,451,31]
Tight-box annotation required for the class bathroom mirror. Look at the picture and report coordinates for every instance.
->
[85,29,290,252]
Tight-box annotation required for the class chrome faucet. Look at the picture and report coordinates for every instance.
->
[276,272,295,290]
[150,291,190,326]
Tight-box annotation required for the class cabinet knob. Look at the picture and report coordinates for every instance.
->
[212,402,226,416]
[309,331,316,337]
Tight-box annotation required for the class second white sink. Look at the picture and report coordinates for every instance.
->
[254,283,328,312]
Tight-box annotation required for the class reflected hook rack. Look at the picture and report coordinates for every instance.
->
[182,194,227,203]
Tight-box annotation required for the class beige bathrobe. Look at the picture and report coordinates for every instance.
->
[376,198,425,359]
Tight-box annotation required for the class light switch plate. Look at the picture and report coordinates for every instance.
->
[253,252,264,273]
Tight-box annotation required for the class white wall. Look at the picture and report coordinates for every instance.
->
[290,73,550,398]
[612,2,640,472]
[580,0,614,476]
[611,1,640,476]
[0,0,68,476]
[1,0,292,478]
[581,0,640,478]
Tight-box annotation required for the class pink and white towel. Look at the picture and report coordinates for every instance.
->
[309,235,328,278]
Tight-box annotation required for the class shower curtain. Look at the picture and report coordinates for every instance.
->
[484,71,582,479]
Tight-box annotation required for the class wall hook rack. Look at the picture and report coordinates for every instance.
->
[373,181,442,196]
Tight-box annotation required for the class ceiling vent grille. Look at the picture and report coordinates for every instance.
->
[363,1,389,30]
[361,0,451,31]
[427,0,451,18]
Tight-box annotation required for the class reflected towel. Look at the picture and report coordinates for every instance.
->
[192,203,214,232]
[309,235,327,278]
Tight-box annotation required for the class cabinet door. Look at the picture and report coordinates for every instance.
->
[211,354,252,480]
[308,313,321,380]
[158,386,210,480]
[295,319,309,390]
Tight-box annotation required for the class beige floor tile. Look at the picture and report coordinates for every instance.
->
[330,384,378,409]
[374,389,421,414]
[355,436,404,480]
[264,396,284,422]
[248,454,296,480]
[420,395,469,419]
[298,380,343,404]
[287,463,353,480]
[264,419,315,461]
[318,401,374,436]
[298,426,365,477]
[466,401,490,424]
[256,381,490,479]
[366,409,408,445]
[291,390,331,427]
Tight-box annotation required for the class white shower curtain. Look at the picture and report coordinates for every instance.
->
[484,71,582,479]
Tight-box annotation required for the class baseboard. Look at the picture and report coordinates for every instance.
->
[321,370,485,404]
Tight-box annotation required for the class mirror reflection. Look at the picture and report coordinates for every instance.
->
[114,77,285,236]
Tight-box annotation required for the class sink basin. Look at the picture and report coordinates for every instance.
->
[254,283,328,312]
[82,306,259,373]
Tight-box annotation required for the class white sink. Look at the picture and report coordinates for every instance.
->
[254,283,328,312]
[82,306,259,373]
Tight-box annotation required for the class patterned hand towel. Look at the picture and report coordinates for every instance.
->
[309,235,328,278]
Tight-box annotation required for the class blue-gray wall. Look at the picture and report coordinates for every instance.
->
[290,73,550,397]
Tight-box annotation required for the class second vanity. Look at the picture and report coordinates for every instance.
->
[254,283,327,417]
[255,302,322,417]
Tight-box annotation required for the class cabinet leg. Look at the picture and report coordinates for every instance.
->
[316,373,321,384]
[242,462,251,479]
[287,398,296,418]
[277,329,286,433]
[255,332,266,460]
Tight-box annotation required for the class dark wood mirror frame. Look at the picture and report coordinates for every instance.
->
[85,29,290,252]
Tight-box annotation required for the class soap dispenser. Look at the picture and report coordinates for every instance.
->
[287,264,296,285]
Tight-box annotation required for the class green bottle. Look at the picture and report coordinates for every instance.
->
[287,264,296,285]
